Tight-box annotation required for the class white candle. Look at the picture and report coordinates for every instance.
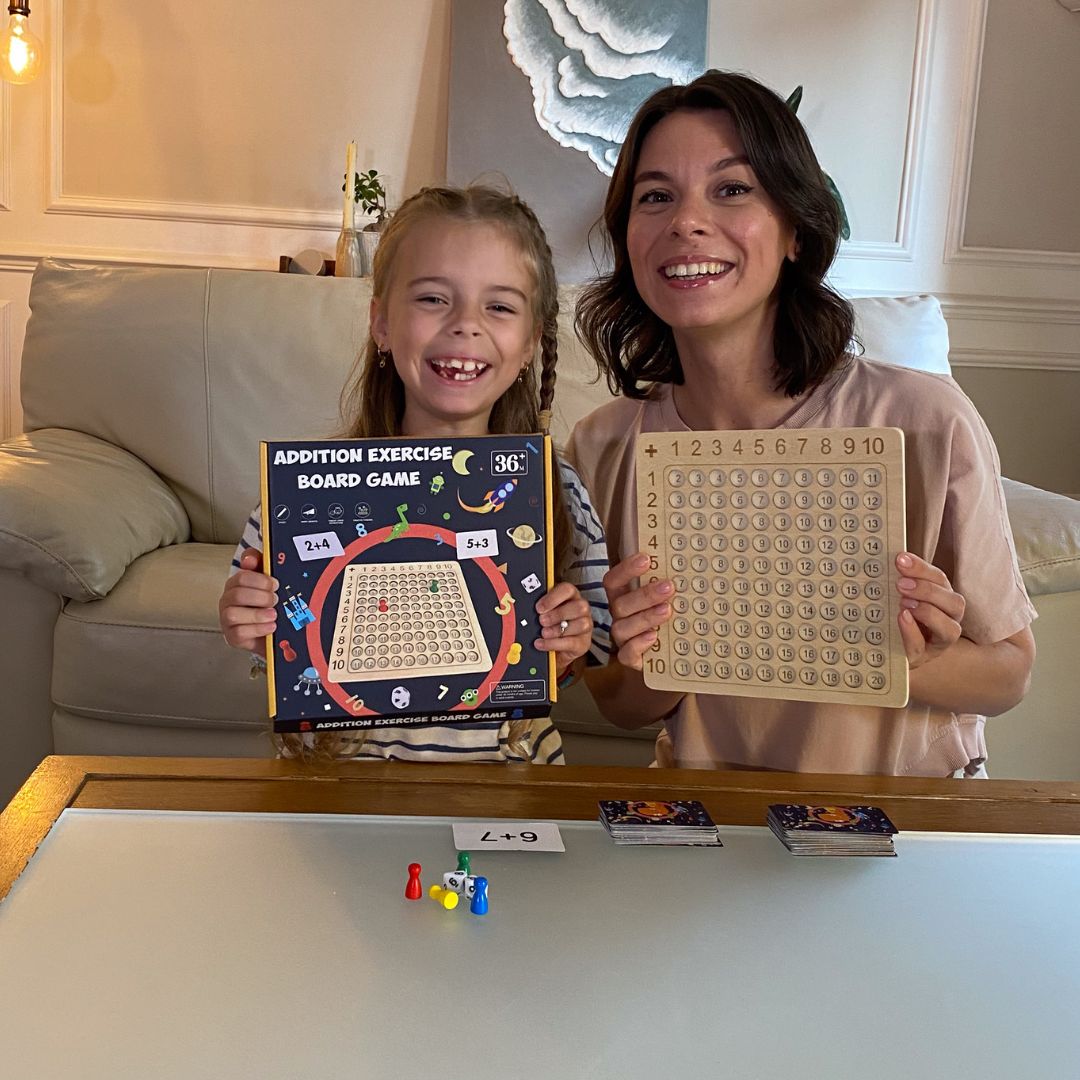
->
[343,141,356,226]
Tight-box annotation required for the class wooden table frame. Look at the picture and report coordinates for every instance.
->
[4,755,1080,903]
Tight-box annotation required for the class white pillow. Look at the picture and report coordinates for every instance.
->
[849,294,952,376]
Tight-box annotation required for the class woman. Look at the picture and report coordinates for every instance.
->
[568,71,1035,776]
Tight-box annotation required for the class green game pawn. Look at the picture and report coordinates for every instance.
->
[457,851,471,875]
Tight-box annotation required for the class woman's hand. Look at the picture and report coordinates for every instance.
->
[535,581,594,667]
[604,553,675,670]
[895,551,965,670]
[218,549,278,657]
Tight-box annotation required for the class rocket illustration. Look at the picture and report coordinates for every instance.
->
[458,479,518,514]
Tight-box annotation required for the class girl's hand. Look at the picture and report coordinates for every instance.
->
[895,551,965,670]
[605,553,675,670]
[535,581,593,665]
[218,549,278,657]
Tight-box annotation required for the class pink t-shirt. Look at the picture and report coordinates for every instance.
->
[567,356,1036,777]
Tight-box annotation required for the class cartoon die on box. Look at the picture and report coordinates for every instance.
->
[262,435,556,730]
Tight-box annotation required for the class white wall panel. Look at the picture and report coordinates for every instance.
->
[962,0,1080,255]
[52,0,449,228]
[0,0,1075,489]
[708,0,921,250]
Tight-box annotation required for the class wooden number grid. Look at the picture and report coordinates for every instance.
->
[327,561,492,684]
[636,428,909,708]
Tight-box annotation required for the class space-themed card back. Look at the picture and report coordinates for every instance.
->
[260,434,556,731]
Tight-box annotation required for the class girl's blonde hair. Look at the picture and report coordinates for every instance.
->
[281,184,572,763]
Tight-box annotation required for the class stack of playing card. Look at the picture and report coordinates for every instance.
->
[767,804,898,857]
[598,799,722,846]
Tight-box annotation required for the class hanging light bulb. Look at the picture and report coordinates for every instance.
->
[0,1,43,85]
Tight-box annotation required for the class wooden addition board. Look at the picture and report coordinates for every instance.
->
[636,427,909,708]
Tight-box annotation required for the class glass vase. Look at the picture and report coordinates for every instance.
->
[334,227,362,278]
[360,229,381,277]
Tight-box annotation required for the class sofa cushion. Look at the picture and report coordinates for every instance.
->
[850,294,952,376]
[1002,478,1080,597]
[21,261,369,545]
[0,429,190,600]
[52,543,267,731]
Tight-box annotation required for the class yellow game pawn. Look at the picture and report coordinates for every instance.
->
[428,885,459,910]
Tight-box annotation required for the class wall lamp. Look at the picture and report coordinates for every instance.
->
[0,1,42,84]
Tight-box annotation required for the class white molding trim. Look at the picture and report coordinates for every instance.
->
[0,78,11,211]
[0,301,13,439]
[45,193,343,232]
[836,0,935,263]
[949,347,1080,372]
[0,244,271,273]
[947,245,1080,271]
[943,0,988,265]
[944,0,1080,270]
[941,296,1080,325]
[44,0,339,232]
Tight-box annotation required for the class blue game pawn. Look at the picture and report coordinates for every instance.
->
[470,875,488,916]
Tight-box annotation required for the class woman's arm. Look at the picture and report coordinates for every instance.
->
[908,628,1035,715]
[581,553,686,729]
[895,551,1035,715]
[584,661,685,730]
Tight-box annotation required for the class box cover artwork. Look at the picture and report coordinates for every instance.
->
[261,435,556,732]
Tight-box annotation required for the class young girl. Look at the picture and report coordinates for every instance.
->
[220,185,609,764]
[569,71,1036,777]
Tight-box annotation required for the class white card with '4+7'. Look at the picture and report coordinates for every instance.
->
[453,822,564,852]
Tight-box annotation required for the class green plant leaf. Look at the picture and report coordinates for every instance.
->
[785,86,850,240]
[824,173,851,241]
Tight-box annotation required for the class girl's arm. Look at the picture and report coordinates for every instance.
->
[582,554,686,729]
[896,551,1036,715]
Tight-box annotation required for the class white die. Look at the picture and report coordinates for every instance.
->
[442,871,467,895]
[520,573,542,594]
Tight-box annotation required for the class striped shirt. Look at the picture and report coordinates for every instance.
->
[232,459,610,764]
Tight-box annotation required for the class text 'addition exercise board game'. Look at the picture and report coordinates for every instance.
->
[636,427,909,708]
[262,435,556,730]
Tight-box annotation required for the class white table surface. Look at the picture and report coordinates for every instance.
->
[1,808,1078,1080]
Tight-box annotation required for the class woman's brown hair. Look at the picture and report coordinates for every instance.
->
[283,184,573,762]
[576,70,855,400]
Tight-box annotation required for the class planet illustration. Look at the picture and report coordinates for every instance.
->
[506,523,544,549]
[809,806,860,826]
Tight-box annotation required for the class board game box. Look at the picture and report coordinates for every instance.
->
[261,435,556,731]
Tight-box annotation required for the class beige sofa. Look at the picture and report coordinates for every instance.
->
[1,259,1077,804]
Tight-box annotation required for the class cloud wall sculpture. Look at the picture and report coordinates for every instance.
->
[503,0,708,176]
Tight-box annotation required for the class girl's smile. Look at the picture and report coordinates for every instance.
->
[426,355,490,381]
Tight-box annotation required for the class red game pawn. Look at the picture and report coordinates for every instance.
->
[405,863,423,900]
[378,598,389,613]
